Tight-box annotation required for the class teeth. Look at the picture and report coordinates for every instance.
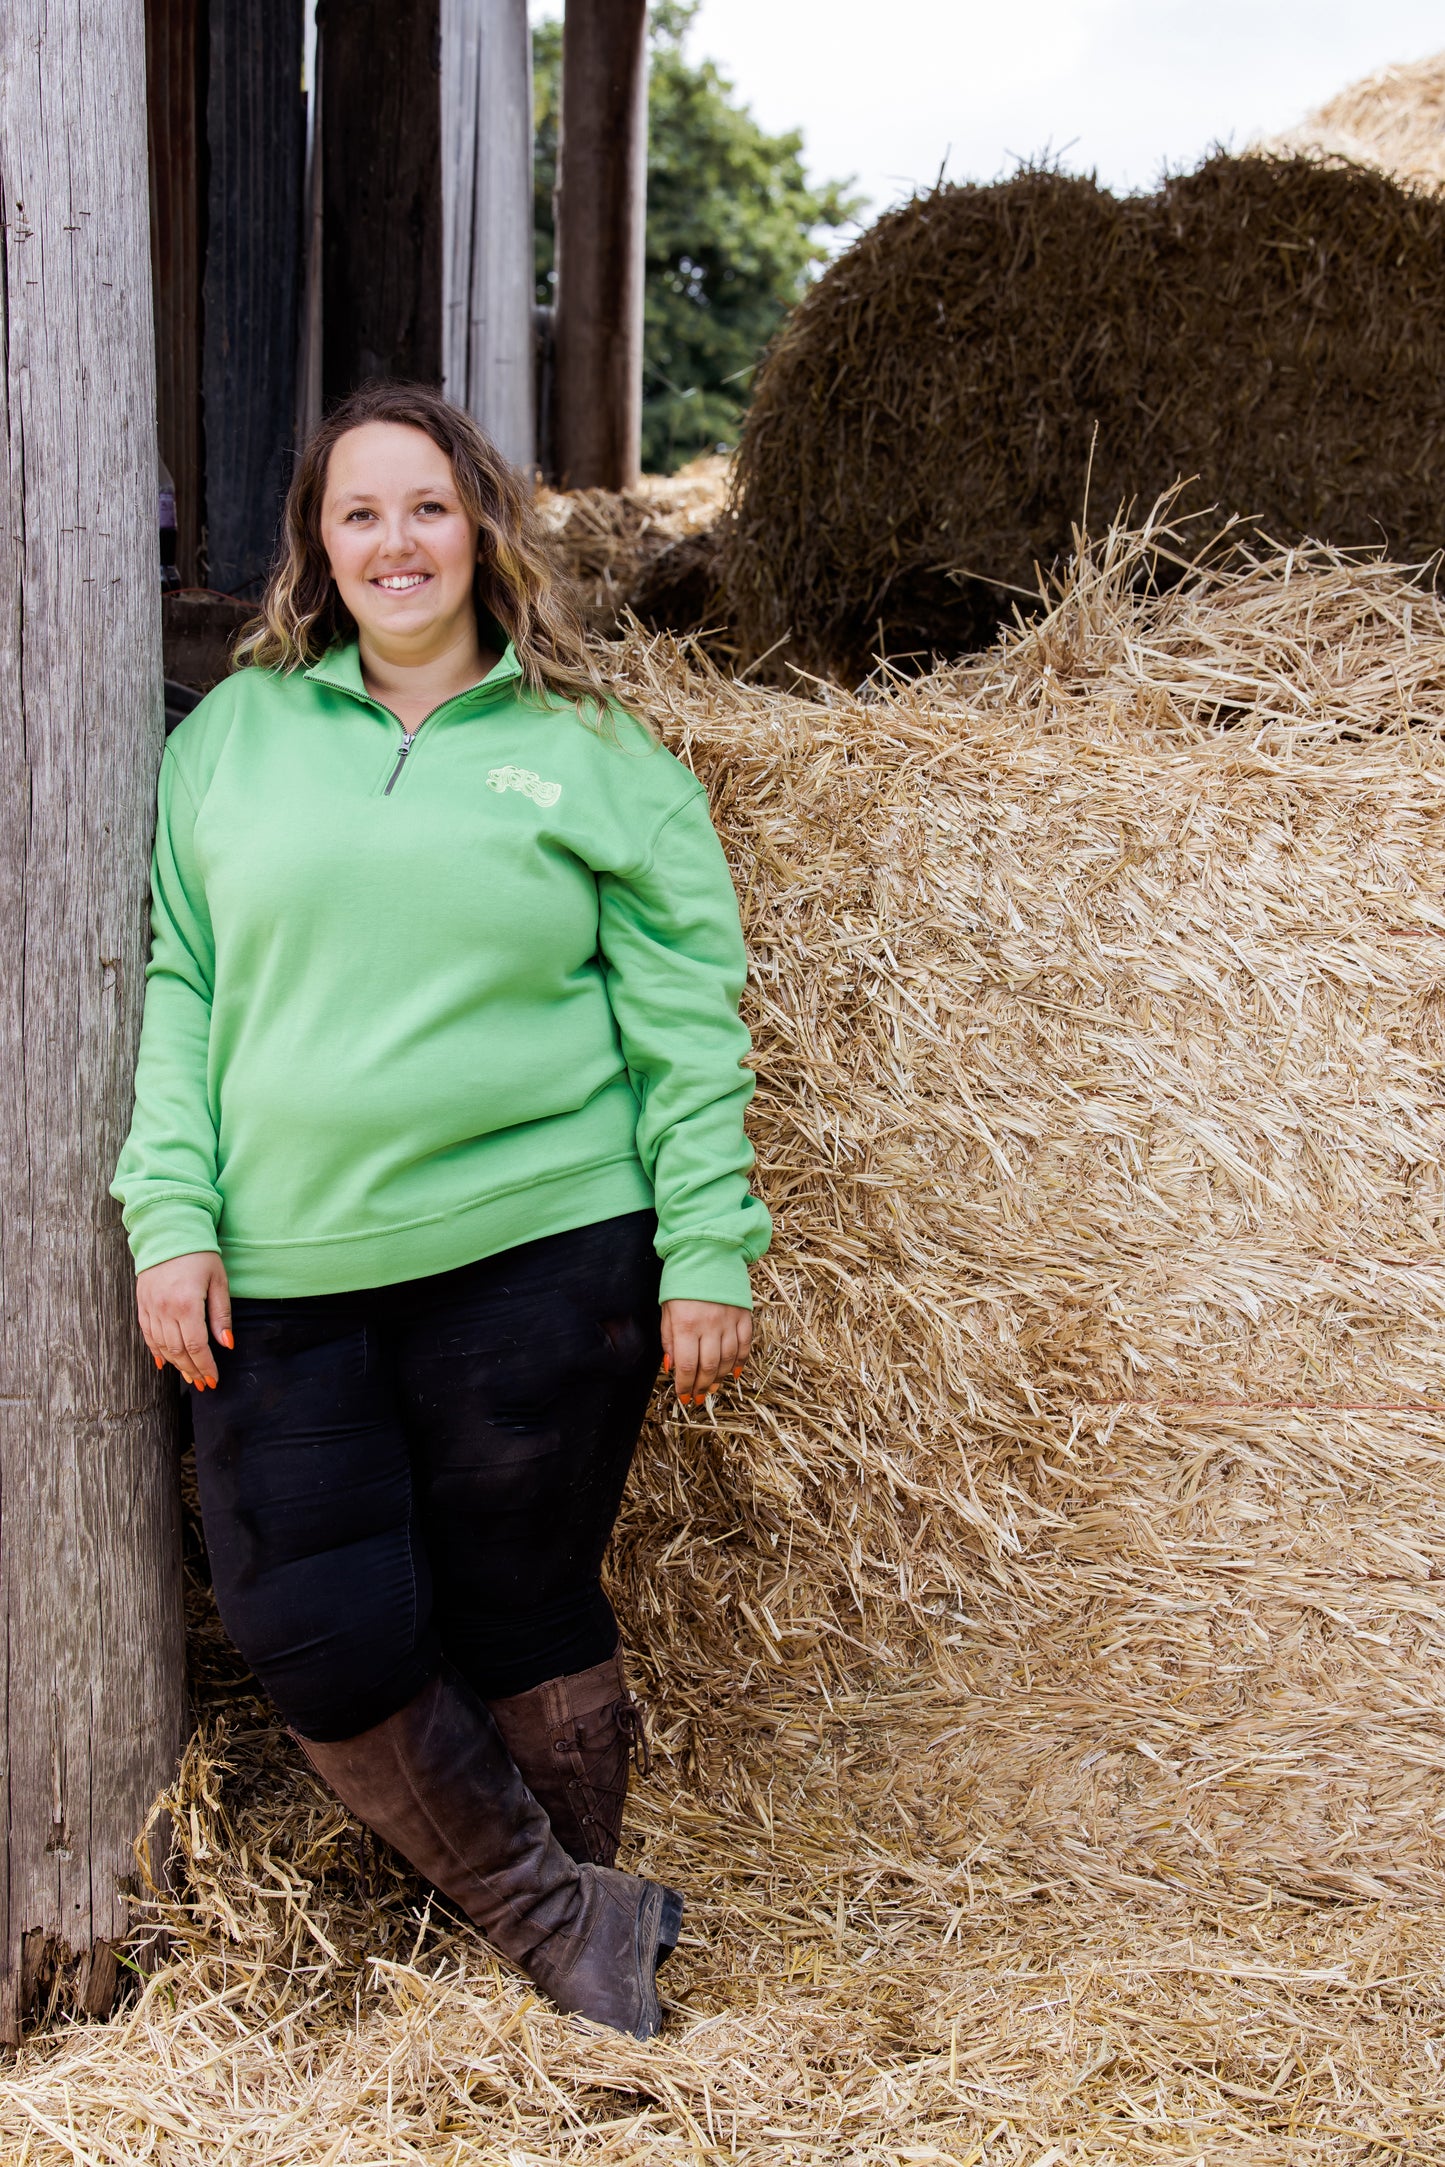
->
[375,573,427,590]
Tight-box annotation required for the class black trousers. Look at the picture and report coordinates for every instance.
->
[188,1209,662,1741]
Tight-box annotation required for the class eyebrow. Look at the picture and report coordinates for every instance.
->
[331,485,458,505]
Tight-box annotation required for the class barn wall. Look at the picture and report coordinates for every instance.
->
[203,0,306,596]
[144,0,205,586]
[320,0,443,398]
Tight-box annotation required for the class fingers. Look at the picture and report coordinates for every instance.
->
[135,1252,229,1390]
[150,1315,215,1389]
[670,1322,698,1404]
[694,1328,724,1398]
[207,1269,234,1359]
[661,1300,755,1411]
[182,1315,219,1389]
[673,1328,715,1405]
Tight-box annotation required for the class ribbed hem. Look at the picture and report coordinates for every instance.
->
[658,1238,754,1310]
[215,1155,657,1297]
[126,1202,222,1275]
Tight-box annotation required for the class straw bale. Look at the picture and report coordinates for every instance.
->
[1268,50,1445,193]
[724,155,1445,679]
[7,512,1445,2158]
[536,451,730,637]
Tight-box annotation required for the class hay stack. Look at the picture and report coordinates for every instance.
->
[1269,49,1445,192]
[6,516,1445,2156]
[725,155,1445,679]
[536,452,729,637]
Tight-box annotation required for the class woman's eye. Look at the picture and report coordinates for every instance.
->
[417,501,446,515]
[345,508,374,522]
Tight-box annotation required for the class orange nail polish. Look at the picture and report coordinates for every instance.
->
[732,1365,743,1377]
[221,1329,234,1349]
[154,1354,164,1369]
[662,1352,672,1373]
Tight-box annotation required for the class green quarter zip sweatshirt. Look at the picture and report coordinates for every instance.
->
[109,639,771,1306]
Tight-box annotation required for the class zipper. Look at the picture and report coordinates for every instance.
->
[382,732,418,795]
[381,700,453,795]
[377,685,503,795]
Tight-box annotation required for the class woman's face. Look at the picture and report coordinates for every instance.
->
[319,421,481,660]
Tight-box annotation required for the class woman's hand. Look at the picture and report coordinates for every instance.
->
[660,1299,753,1407]
[136,1252,233,1390]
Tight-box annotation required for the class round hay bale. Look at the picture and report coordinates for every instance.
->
[1267,48,1445,193]
[724,153,1445,679]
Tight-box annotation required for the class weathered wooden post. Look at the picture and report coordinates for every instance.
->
[442,0,536,470]
[553,0,649,490]
[0,0,186,2039]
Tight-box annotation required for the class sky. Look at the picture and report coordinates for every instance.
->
[530,1,1445,228]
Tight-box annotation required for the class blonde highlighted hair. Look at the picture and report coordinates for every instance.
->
[234,382,618,724]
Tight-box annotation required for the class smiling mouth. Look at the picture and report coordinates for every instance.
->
[372,572,431,592]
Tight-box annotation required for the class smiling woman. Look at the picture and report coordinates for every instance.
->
[108,381,771,2040]
[320,423,503,729]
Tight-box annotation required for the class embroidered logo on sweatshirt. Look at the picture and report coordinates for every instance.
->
[487,765,562,808]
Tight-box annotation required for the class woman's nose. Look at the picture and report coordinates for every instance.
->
[376,516,416,558]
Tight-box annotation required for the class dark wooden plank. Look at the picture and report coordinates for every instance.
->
[320,0,443,399]
[144,0,204,586]
[203,0,306,596]
[553,0,648,489]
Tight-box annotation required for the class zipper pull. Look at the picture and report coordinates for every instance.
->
[383,733,415,795]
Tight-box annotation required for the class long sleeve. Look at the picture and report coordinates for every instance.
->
[108,748,224,1271]
[597,786,772,1308]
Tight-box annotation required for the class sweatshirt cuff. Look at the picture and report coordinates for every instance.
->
[658,1238,754,1310]
[124,1200,222,1276]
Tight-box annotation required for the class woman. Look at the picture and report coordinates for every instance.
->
[109,382,771,2040]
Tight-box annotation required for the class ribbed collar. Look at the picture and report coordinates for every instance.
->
[303,634,524,708]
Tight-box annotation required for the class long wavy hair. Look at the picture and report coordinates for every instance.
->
[234,382,615,722]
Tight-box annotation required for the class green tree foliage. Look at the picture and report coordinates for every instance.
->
[534,2,863,474]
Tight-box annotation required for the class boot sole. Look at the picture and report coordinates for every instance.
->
[627,1879,686,2040]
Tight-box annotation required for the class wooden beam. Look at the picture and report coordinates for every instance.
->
[203,0,307,595]
[295,0,325,449]
[319,0,443,398]
[441,0,536,470]
[0,0,185,2041]
[144,0,205,587]
[553,0,649,490]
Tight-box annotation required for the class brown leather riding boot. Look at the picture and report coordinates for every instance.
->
[293,1664,682,2038]
[487,1650,648,1868]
